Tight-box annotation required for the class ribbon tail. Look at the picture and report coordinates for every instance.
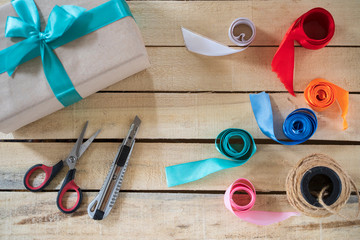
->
[165,158,243,187]
[234,211,300,226]
[249,92,280,142]
[332,85,349,130]
[271,35,296,96]
[249,92,303,145]
[0,37,39,75]
[0,45,17,74]
[40,43,82,107]
[181,27,243,56]
[342,115,348,130]
[271,18,301,96]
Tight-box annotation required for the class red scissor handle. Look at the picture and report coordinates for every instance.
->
[23,160,64,192]
[56,169,83,214]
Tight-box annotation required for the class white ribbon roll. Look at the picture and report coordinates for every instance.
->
[181,18,256,56]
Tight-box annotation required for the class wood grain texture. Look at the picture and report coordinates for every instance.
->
[107,47,360,92]
[0,0,359,239]
[0,192,359,240]
[0,1,359,46]
[130,1,360,46]
[0,93,357,140]
[1,142,359,191]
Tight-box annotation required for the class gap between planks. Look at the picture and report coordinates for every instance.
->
[1,1,360,47]
[104,47,360,92]
[143,45,360,48]
[0,189,286,194]
[0,192,359,240]
[1,139,360,145]
[97,91,360,94]
[1,189,359,195]
[1,93,359,141]
[1,142,359,191]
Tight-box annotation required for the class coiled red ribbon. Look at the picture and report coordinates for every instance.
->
[272,8,335,96]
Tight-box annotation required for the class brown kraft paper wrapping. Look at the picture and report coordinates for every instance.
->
[0,0,150,133]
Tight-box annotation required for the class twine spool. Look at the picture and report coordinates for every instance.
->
[286,153,359,219]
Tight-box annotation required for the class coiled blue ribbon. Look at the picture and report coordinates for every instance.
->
[165,129,256,187]
[0,0,132,106]
[250,92,317,145]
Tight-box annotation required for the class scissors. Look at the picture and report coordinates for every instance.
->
[23,121,100,214]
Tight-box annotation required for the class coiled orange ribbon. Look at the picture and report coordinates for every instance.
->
[304,79,349,129]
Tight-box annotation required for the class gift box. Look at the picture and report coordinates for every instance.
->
[0,0,150,133]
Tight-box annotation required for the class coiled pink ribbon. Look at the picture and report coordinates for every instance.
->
[224,178,300,225]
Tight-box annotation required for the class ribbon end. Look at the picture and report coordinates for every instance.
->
[342,118,348,130]
[286,85,296,96]
[7,68,16,77]
[271,63,295,96]
[271,32,295,96]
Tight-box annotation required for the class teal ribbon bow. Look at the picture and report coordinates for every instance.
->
[165,129,256,187]
[0,0,133,106]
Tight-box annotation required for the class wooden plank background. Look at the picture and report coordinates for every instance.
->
[0,0,359,239]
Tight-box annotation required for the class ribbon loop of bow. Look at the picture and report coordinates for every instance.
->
[1,0,86,106]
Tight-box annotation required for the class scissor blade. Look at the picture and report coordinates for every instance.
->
[69,121,89,159]
[79,129,101,158]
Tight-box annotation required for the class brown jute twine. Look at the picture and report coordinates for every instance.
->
[286,153,360,219]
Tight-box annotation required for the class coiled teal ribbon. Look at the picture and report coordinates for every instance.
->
[165,129,256,187]
[0,0,132,106]
[250,92,317,145]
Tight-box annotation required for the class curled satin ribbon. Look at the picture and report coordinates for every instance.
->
[165,129,256,187]
[181,18,256,56]
[272,8,335,96]
[250,92,318,145]
[0,0,133,106]
[304,79,349,130]
[224,178,300,226]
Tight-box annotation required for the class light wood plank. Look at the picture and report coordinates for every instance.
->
[0,192,359,240]
[130,1,360,46]
[0,1,359,46]
[107,47,360,92]
[1,142,359,191]
[0,93,358,140]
